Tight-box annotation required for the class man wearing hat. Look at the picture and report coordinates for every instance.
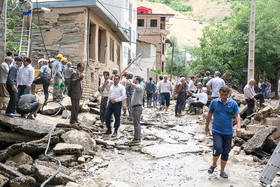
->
[6,57,23,117]
[52,54,64,101]
[33,59,51,104]
[17,57,34,100]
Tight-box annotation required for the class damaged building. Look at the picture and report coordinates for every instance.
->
[32,0,130,99]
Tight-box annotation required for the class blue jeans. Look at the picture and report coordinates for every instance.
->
[153,92,158,106]
[160,93,170,107]
[267,90,271,99]
[17,85,30,100]
[105,101,122,129]
[212,131,232,161]
[147,93,153,106]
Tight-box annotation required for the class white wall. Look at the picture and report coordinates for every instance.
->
[100,0,137,70]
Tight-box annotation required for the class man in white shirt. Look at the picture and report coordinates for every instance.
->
[244,79,264,116]
[99,71,113,127]
[0,57,13,109]
[17,57,34,100]
[206,71,225,100]
[158,75,172,112]
[188,87,208,114]
[105,75,126,137]
[188,76,195,92]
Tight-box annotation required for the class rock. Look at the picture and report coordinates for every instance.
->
[9,176,37,187]
[17,165,33,176]
[89,107,100,115]
[80,104,90,112]
[80,113,97,126]
[55,155,78,167]
[263,136,277,154]
[241,118,251,128]
[62,110,71,119]
[0,114,53,137]
[65,182,79,187]
[61,130,96,152]
[34,164,74,185]
[231,89,246,105]
[41,97,71,115]
[0,129,63,162]
[53,143,83,155]
[240,129,255,141]
[253,106,275,121]
[6,152,33,166]
[246,124,263,133]
[0,174,9,187]
[243,126,277,157]
[231,146,241,155]
[0,131,37,144]
[86,102,98,108]
[239,104,248,116]
[77,157,85,164]
[233,137,246,147]
[264,117,280,139]
[0,163,24,179]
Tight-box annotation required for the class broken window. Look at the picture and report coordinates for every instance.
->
[110,38,114,62]
[150,19,157,27]
[138,19,144,27]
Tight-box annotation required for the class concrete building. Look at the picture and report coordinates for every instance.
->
[33,0,129,99]
[137,6,174,73]
[126,39,156,81]
[101,0,137,71]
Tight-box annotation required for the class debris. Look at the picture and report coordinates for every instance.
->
[62,109,71,119]
[6,152,33,166]
[9,176,37,187]
[0,163,24,179]
[0,174,9,186]
[0,131,37,144]
[77,157,85,164]
[243,126,277,158]
[53,143,83,155]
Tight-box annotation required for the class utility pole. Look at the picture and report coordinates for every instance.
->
[247,0,256,82]
[0,0,7,63]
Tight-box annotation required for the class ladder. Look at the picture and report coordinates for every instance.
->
[259,142,280,186]
[19,1,33,56]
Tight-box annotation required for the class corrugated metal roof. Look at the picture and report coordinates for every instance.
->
[32,0,129,42]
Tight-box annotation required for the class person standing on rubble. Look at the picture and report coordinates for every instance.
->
[145,77,155,107]
[32,58,51,105]
[244,79,265,117]
[175,77,186,117]
[158,75,173,112]
[125,72,134,120]
[6,57,23,117]
[126,76,144,144]
[206,71,225,100]
[68,63,85,125]
[205,85,241,178]
[121,72,128,116]
[99,71,113,128]
[104,75,126,137]
[0,57,13,110]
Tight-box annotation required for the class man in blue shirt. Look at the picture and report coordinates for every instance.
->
[205,85,241,178]
[260,81,267,99]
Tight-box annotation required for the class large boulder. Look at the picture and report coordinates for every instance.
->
[0,115,53,138]
[53,143,83,155]
[243,126,277,157]
[61,130,96,152]
[9,176,37,187]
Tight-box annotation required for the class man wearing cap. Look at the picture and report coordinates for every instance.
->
[33,59,51,104]
[53,55,64,100]
[6,57,23,117]
[0,57,13,109]
[17,57,34,99]
[206,71,225,100]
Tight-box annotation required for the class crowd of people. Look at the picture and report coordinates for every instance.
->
[1,51,279,178]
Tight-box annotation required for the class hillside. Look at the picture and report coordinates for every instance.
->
[137,0,232,47]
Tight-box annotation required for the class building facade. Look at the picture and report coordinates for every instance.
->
[101,0,137,71]
[33,0,129,99]
[137,6,174,73]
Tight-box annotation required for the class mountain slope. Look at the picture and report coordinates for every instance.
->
[137,0,232,47]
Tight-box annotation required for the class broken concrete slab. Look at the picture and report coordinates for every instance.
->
[53,143,83,155]
[0,174,9,187]
[240,129,255,141]
[141,143,209,158]
[61,130,96,152]
[6,152,33,166]
[253,106,275,121]
[55,155,78,167]
[246,124,263,133]
[0,115,53,137]
[0,163,24,179]
[17,165,33,176]
[0,130,63,162]
[9,176,37,187]
[0,131,37,143]
[243,126,277,157]
[34,164,74,185]
[264,117,280,139]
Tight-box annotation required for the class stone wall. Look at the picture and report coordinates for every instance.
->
[0,0,6,63]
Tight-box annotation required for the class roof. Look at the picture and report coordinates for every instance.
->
[137,6,174,17]
[32,0,129,42]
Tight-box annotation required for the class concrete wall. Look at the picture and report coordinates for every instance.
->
[0,0,6,63]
